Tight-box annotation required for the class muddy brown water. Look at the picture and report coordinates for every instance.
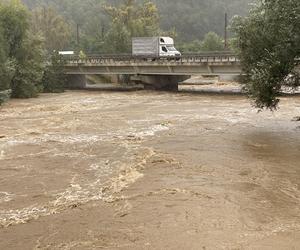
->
[0,91,300,249]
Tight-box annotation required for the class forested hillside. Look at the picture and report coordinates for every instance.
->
[153,0,253,40]
[22,0,253,44]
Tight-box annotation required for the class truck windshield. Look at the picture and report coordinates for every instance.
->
[167,46,177,51]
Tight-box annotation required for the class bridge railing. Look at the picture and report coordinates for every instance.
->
[64,52,240,66]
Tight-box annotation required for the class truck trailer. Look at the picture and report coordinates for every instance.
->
[132,37,181,59]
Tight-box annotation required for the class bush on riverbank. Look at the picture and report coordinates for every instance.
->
[42,52,66,93]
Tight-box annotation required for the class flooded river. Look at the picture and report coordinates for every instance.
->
[0,91,300,249]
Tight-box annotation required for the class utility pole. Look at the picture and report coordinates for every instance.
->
[224,13,228,49]
[76,24,80,46]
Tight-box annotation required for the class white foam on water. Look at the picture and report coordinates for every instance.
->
[80,98,97,104]
[0,134,107,149]
[117,122,171,140]
[0,150,4,160]
[133,124,170,138]
[0,147,155,228]
[0,192,15,203]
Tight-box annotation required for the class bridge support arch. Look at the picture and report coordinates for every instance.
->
[66,75,87,89]
[132,75,190,91]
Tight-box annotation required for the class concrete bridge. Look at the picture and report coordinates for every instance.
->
[64,52,241,90]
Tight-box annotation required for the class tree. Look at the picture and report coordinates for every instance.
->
[0,25,14,92]
[103,0,160,53]
[177,40,202,53]
[200,32,224,51]
[104,22,131,53]
[0,58,15,91]
[152,0,252,41]
[21,0,254,52]
[0,0,45,99]
[11,31,45,98]
[31,6,71,52]
[42,51,66,93]
[0,0,29,57]
[178,32,225,53]
[232,0,300,110]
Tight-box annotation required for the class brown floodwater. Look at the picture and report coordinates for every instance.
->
[0,90,299,249]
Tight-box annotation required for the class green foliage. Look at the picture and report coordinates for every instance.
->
[232,0,300,110]
[200,32,224,51]
[178,32,224,53]
[21,0,253,53]
[0,14,14,105]
[78,50,87,60]
[152,0,252,41]
[42,51,66,93]
[103,0,160,53]
[0,26,13,92]
[178,40,202,53]
[0,89,12,105]
[0,0,29,57]
[0,59,16,91]
[11,31,45,98]
[31,6,71,52]
[104,22,131,53]
[0,22,8,63]
[0,0,46,99]
[23,0,108,53]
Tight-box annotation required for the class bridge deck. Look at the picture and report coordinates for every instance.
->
[64,53,241,75]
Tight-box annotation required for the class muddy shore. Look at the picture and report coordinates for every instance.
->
[0,91,300,249]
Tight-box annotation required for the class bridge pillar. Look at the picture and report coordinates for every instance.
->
[133,75,190,91]
[66,75,87,89]
[218,74,241,83]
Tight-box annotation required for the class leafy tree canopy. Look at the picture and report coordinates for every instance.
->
[0,0,45,99]
[31,6,71,53]
[20,0,253,53]
[200,32,224,51]
[0,0,28,57]
[10,30,45,98]
[232,0,300,110]
[178,32,225,52]
[42,51,66,93]
[103,0,160,53]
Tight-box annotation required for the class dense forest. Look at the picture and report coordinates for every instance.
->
[21,0,253,52]
[153,0,253,40]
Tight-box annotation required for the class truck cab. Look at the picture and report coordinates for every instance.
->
[159,37,181,57]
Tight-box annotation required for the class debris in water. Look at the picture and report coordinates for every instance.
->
[292,116,300,121]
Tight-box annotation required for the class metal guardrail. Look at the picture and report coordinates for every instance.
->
[64,52,240,66]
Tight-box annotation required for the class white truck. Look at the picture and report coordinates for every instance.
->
[132,37,181,59]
